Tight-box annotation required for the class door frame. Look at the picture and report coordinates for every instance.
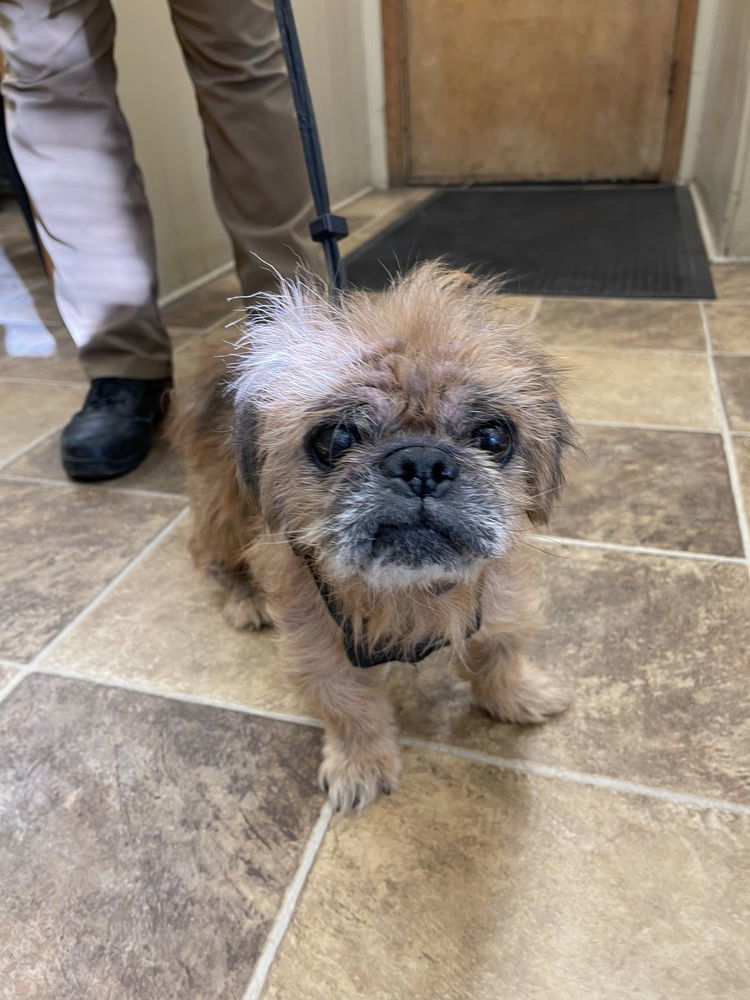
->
[381,0,699,186]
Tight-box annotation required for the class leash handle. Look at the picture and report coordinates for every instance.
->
[274,0,348,294]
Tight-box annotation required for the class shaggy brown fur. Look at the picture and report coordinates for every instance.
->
[170,262,574,811]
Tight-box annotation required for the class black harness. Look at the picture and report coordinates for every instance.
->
[291,543,482,669]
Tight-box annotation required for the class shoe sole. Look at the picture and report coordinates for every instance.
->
[62,443,151,483]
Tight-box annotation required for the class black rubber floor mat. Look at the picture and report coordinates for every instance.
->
[345,185,715,299]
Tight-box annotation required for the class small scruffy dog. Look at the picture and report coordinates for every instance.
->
[172,262,574,811]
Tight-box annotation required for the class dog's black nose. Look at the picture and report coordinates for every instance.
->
[380,446,458,498]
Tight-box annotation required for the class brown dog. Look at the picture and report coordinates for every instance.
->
[171,262,574,811]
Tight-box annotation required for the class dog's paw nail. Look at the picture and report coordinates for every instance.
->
[379,781,392,795]
[321,777,329,794]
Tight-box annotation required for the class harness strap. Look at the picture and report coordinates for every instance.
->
[274,0,349,294]
[290,542,482,669]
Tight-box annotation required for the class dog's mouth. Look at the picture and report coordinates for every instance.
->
[370,519,460,566]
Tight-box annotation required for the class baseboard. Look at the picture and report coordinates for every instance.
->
[687,181,719,261]
[158,260,234,309]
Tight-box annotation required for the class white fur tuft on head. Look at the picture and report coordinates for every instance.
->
[228,276,363,411]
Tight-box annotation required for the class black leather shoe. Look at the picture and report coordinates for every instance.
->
[61,377,172,482]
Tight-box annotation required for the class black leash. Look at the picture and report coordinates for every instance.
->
[274,0,349,294]
[273,6,486,665]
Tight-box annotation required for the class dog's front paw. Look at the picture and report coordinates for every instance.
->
[473,665,572,725]
[319,736,402,813]
[222,589,273,631]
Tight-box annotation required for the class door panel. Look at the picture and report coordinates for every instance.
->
[394,0,683,183]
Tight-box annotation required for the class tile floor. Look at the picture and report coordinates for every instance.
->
[1,192,749,999]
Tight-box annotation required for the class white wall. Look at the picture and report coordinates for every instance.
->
[680,0,750,257]
[112,0,386,298]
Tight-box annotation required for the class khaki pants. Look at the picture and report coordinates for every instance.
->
[0,0,323,379]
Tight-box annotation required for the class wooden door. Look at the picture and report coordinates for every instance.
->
[384,0,697,184]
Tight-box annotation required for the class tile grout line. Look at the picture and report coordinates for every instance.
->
[575,418,719,434]
[22,666,750,817]
[699,302,750,568]
[400,737,750,816]
[0,657,26,670]
[530,533,746,565]
[550,345,710,358]
[0,423,66,472]
[0,376,87,388]
[0,655,32,706]
[533,294,720,304]
[0,666,35,707]
[0,472,187,502]
[31,506,190,667]
[31,665,324,729]
[240,802,334,1000]
[158,260,234,309]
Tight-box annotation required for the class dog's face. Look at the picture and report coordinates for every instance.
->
[232,264,572,590]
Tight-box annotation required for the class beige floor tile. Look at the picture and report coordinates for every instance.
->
[0,272,45,303]
[161,270,242,329]
[712,263,750,300]
[344,212,373,235]
[343,187,436,220]
[0,481,184,662]
[487,295,538,324]
[389,545,750,805]
[0,674,322,1000]
[5,427,186,495]
[0,321,84,382]
[0,382,84,466]
[44,525,750,805]
[0,665,18,693]
[536,298,705,350]
[560,348,717,427]
[1,284,64,326]
[551,426,743,555]
[42,520,301,714]
[704,302,750,354]
[715,356,750,431]
[264,748,750,1000]
[734,435,750,514]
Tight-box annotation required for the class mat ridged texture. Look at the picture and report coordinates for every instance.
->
[346,186,715,299]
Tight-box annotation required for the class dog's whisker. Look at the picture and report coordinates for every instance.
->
[521,539,569,559]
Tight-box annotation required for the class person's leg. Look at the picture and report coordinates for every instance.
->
[0,0,171,380]
[1,0,172,481]
[167,0,325,294]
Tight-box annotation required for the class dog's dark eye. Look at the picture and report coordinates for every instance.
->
[472,420,514,463]
[309,423,361,467]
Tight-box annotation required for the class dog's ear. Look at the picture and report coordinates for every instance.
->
[525,401,574,525]
[232,401,262,499]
